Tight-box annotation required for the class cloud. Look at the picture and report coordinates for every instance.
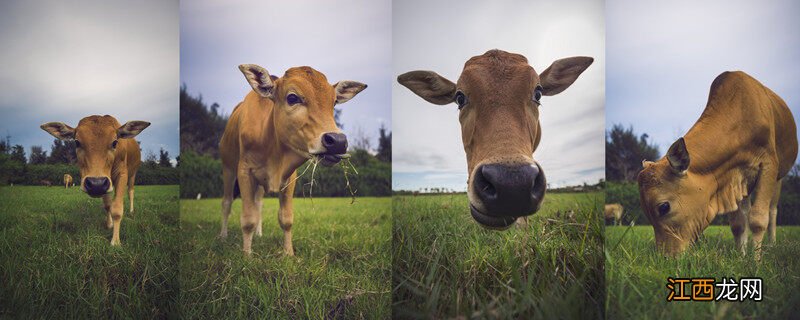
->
[0,0,179,159]
[393,0,605,190]
[606,0,800,154]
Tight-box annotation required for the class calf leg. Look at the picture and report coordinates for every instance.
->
[729,197,750,255]
[219,166,235,239]
[279,176,297,256]
[748,167,778,260]
[110,175,129,246]
[127,173,136,214]
[768,179,781,244]
[237,171,260,255]
[255,186,264,237]
[103,194,113,229]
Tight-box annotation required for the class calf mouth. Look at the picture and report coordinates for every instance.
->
[313,153,350,167]
[470,204,519,230]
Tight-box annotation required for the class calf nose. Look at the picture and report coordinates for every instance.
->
[473,163,546,217]
[84,177,110,197]
[321,132,348,154]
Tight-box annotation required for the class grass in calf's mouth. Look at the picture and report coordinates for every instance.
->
[282,154,360,206]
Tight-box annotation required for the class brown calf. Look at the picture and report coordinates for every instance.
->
[398,49,593,230]
[42,115,150,246]
[64,173,73,188]
[219,64,366,255]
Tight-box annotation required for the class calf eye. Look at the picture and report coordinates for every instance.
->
[455,91,467,109]
[533,85,543,105]
[657,202,671,216]
[111,140,118,149]
[286,93,302,105]
[74,140,81,148]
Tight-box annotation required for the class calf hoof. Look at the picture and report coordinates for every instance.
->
[110,239,121,246]
[217,231,228,239]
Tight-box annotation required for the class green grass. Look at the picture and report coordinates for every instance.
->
[393,192,605,318]
[606,225,800,319]
[0,185,179,319]
[178,196,391,319]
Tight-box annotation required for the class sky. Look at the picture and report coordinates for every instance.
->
[607,0,800,157]
[180,0,392,151]
[392,0,606,191]
[0,0,179,162]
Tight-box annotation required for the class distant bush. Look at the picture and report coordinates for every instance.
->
[0,162,177,186]
[178,149,391,199]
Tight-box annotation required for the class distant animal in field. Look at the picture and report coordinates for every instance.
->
[638,71,797,259]
[397,49,593,230]
[40,179,52,187]
[604,203,623,225]
[42,115,150,246]
[219,64,366,255]
[63,174,73,188]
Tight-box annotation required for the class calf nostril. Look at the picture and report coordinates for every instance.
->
[323,134,336,146]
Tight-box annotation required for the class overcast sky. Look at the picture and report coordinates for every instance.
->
[0,0,179,161]
[607,0,800,157]
[180,0,392,151]
[393,0,605,191]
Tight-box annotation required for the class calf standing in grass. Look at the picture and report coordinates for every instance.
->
[42,115,150,246]
[604,203,623,226]
[63,174,73,188]
[638,71,797,258]
[219,64,366,255]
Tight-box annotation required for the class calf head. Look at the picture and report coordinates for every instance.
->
[398,50,593,229]
[238,64,367,166]
[638,137,714,255]
[41,115,149,197]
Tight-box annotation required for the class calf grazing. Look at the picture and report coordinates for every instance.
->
[398,49,593,229]
[638,71,797,258]
[42,115,150,246]
[64,174,73,188]
[604,203,623,225]
[219,64,367,255]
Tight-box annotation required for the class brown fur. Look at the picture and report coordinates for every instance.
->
[604,203,623,225]
[638,71,797,258]
[63,174,73,188]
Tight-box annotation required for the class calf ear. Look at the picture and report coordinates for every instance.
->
[40,122,75,140]
[238,64,275,98]
[397,70,457,105]
[333,81,368,105]
[118,121,151,139]
[539,56,594,96]
[666,137,690,173]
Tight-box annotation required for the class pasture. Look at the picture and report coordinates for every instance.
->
[606,225,800,319]
[178,197,391,319]
[393,192,605,318]
[0,185,180,318]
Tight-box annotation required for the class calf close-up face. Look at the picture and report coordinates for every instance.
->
[238,64,367,166]
[41,116,150,197]
[638,138,716,256]
[398,50,593,229]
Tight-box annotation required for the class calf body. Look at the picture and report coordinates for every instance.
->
[638,71,797,257]
[219,65,366,255]
[604,203,623,225]
[42,115,150,246]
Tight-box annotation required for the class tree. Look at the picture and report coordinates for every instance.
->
[180,84,229,158]
[144,150,159,169]
[30,146,47,164]
[350,126,372,151]
[334,108,344,129]
[606,124,660,181]
[377,123,391,162]
[47,139,76,164]
[158,148,172,167]
[10,145,26,164]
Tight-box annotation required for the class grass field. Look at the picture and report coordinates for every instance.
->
[0,185,179,318]
[606,225,800,319]
[393,192,605,318]
[178,196,391,319]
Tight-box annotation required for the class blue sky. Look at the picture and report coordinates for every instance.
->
[180,0,392,151]
[606,0,800,157]
[392,0,606,191]
[0,0,179,162]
